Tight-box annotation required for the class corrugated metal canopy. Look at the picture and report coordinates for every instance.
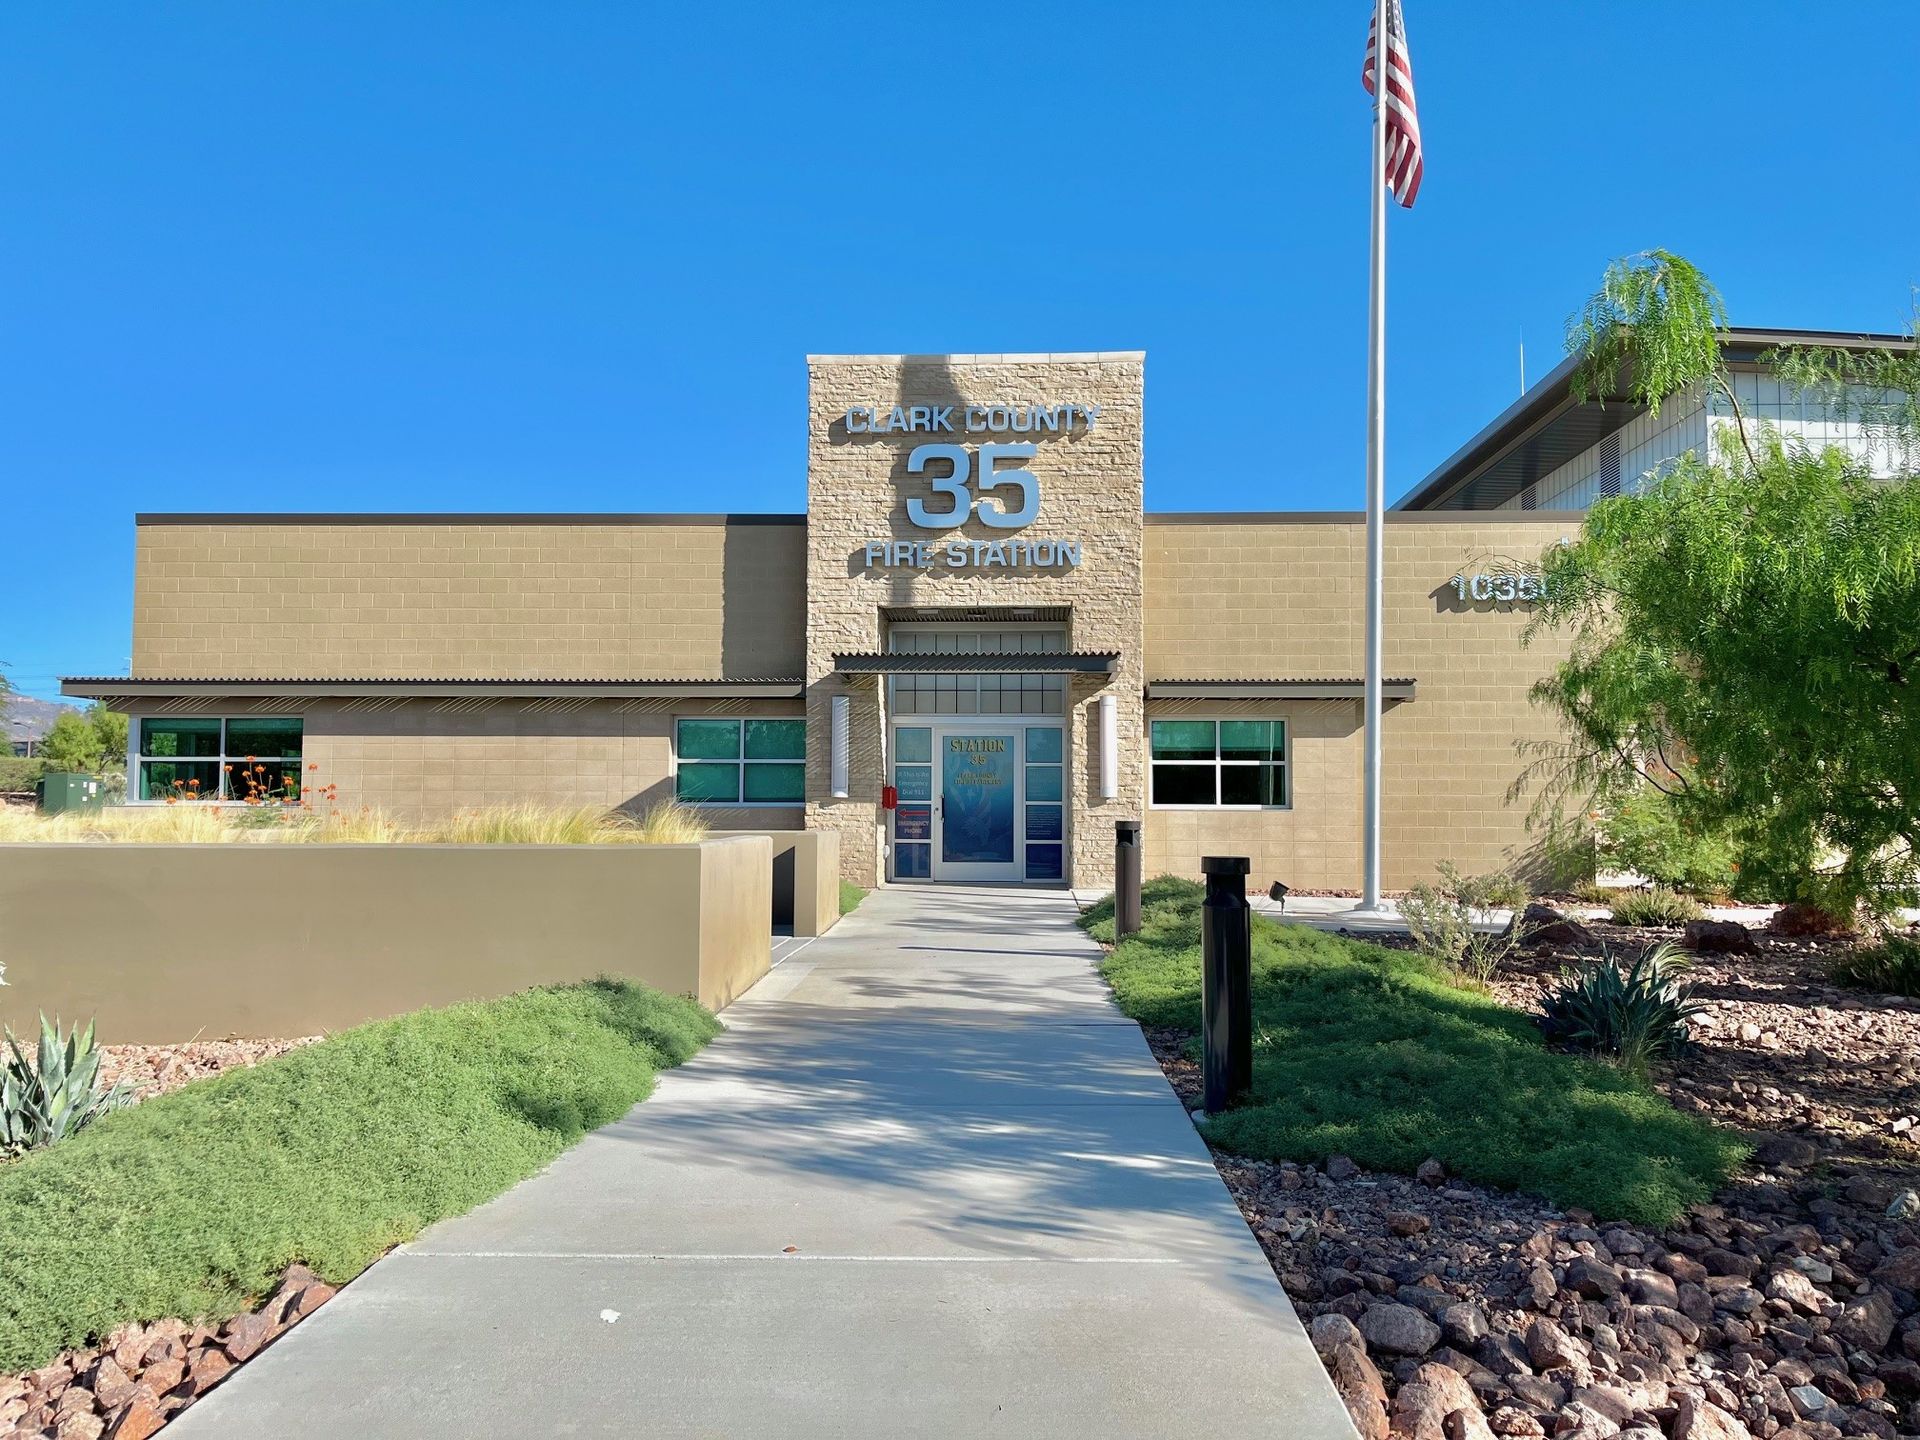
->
[834,652,1118,675]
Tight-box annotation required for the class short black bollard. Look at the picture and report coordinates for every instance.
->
[1114,820,1143,939]
[1201,855,1252,1115]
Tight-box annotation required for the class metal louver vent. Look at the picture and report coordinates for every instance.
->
[1598,433,1622,498]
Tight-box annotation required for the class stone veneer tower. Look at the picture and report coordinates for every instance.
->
[803,353,1147,888]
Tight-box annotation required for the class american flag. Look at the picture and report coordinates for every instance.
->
[1362,0,1423,208]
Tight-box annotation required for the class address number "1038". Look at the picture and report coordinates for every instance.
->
[1451,572,1548,602]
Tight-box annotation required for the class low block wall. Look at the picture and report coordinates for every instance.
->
[712,829,841,936]
[0,836,772,1042]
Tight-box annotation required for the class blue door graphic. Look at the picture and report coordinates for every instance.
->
[941,734,1016,865]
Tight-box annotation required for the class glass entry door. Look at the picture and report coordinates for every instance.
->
[939,732,1017,879]
[890,723,1065,884]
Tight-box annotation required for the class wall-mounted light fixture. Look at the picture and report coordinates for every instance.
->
[829,695,850,799]
[1098,693,1117,800]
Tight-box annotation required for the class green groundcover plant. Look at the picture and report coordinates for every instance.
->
[1831,934,1920,999]
[1081,880,1743,1226]
[0,977,719,1372]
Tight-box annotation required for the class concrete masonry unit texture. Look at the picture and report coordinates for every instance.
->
[75,351,1582,891]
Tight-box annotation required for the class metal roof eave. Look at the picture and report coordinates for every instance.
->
[60,676,805,700]
[1146,677,1416,701]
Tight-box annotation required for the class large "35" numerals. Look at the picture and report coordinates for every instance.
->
[903,442,1040,530]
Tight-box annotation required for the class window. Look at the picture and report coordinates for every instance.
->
[675,718,804,805]
[1149,719,1287,808]
[137,717,304,802]
[887,626,1069,716]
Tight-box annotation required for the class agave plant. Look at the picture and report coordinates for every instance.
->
[1,1015,134,1157]
[1539,941,1702,1070]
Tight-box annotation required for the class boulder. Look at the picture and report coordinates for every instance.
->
[1684,920,1757,956]
[1311,1312,1366,1358]
[1754,1133,1821,1170]
[100,1388,166,1440]
[1328,1155,1363,1181]
[1672,1393,1754,1440]
[1524,1317,1586,1374]
[219,1309,275,1364]
[1487,1407,1546,1437]
[1326,1337,1392,1440]
[1833,1290,1898,1352]
[1766,1269,1826,1315]
[1623,1268,1680,1309]
[1564,1257,1622,1301]
[1441,1303,1490,1350]
[1417,1158,1449,1188]
[1513,903,1594,949]
[1390,1211,1434,1238]
[1770,903,1851,937]
[1360,1303,1443,1357]
[1873,1248,1920,1291]
[1552,1399,1622,1440]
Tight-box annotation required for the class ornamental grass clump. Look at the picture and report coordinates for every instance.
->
[621,801,710,845]
[1539,941,1701,1072]
[1608,885,1704,927]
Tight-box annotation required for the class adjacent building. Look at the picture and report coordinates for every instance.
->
[65,333,1910,890]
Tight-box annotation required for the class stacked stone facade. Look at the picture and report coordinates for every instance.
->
[803,354,1147,887]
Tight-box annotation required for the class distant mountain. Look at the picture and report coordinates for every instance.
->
[3,694,80,753]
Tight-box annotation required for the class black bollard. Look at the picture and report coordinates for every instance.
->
[1114,820,1143,939]
[1201,855,1252,1115]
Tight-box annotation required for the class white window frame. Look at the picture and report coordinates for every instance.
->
[130,715,306,805]
[1146,717,1291,811]
[671,715,806,808]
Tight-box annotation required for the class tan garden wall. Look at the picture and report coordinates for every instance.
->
[0,836,772,1042]
[712,828,841,936]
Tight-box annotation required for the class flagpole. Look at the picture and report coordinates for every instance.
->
[1360,0,1388,913]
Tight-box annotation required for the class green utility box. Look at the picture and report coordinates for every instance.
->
[36,773,105,815]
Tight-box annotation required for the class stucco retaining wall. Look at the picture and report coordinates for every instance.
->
[0,836,772,1042]
[711,828,841,936]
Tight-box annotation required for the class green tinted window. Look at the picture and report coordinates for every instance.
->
[224,717,304,759]
[745,719,805,760]
[140,718,222,758]
[675,762,739,803]
[743,763,805,803]
[1150,721,1215,761]
[1218,721,1272,763]
[677,719,741,760]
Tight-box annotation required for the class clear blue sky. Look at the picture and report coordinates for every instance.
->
[3,2,1916,700]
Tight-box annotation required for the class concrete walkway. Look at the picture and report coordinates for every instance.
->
[171,885,1354,1439]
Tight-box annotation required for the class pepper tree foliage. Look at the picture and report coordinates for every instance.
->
[1525,251,1920,918]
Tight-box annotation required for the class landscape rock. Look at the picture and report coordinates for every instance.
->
[1564,1258,1622,1301]
[1515,904,1595,949]
[1328,1155,1363,1181]
[1672,1392,1754,1440]
[1684,920,1758,956]
[1327,1337,1392,1440]
[1767,1268,1826,1314]
[1417,1158,1449,1187]
[1834,1291,1898,1352]
[1361,1303,1444,1357]
[101,1387,166,1440]
[1754,1133,1821,1169]
[1525,1317,1586,1374]
[220,1308,276,1363]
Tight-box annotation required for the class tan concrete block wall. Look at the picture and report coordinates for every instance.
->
[1142,698,1362,889]
[0,837,773,1041]
[1143,516,1582,889]
[120,696,807,824]
[132,519,805,681]
[803,355,1147,887]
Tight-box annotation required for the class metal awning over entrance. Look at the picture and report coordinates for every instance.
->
[833,651,1119,678]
